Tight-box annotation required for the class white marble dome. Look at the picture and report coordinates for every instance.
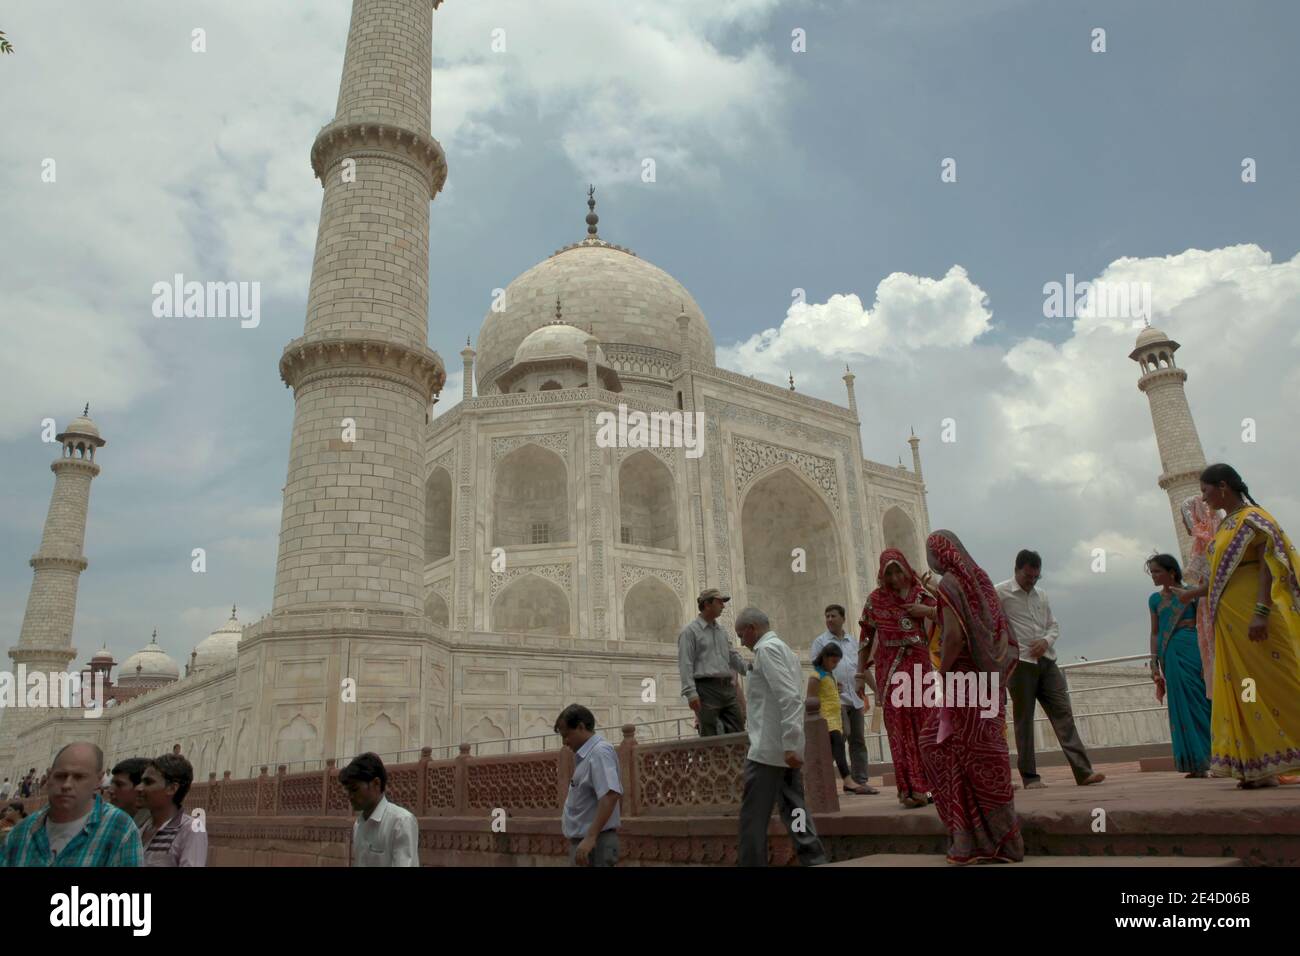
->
[513,323,604,367]
[1135,325,1169,348]
[118,633,180,686]
[64,415,101,439]
[192,607,242,671]
[476,238,715,394]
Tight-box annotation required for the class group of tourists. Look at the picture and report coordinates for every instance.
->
[1145,463,1300,789]
[0,743,207,867]
[7,464,1294,869]
[672,461,1300,865]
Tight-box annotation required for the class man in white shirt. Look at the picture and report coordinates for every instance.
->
[735,607,828,867]
[996,550,1105,789]
[340,753,419,867]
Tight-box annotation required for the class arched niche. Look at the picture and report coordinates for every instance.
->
[623,576,682,643]
[425,467,452,563]
[492,445,570,547]
[425,590,449,626]
[740,467,845,636]
[618,451,677,549]
[492,574,570,635]
[359,713,402,756]
[881,505,921,570]
[274,713,319,765]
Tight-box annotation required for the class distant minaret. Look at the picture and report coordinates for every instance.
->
[0,408,106,775]
[1130,326,1207,566]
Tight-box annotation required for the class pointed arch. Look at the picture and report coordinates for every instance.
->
[492,445,570,547]
[619,451,677,549]
[881,505,921,570]
[424,590,449,626]
[740,465,845,635]
[491,574,570,636]
[274,714,319,766]
[359,713,403,756]
[623,576,682,643]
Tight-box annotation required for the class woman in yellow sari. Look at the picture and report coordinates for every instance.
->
[1176,464,1300,788]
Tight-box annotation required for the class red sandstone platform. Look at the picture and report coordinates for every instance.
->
[204,760,1300,866]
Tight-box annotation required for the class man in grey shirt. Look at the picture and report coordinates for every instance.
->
[556,703,622,866]
[678,588,749,736]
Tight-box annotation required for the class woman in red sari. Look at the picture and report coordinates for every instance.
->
[918,529,1024,864]
[860,549,938,808]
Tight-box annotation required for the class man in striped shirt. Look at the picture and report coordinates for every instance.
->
[138,753,207,867]
[0,742,142,867]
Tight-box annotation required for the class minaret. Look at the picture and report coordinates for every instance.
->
[460,337,475,402]
[908,427,931,535]
[0,408,106,775]
[1130,325,1206,566]
[251,0,448,765]
[842,366,858,418]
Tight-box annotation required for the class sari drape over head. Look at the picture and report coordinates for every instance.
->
[1206,505,1300,781]
[860,548,936,797]
[917,530,1023,863]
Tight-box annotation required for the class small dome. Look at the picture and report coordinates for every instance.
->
[514,323,604,367]
[1135,325,1168,347]
[64,415,100,439]
[192,607,243,671]
[118,633,180,685]
[90,645,114,664]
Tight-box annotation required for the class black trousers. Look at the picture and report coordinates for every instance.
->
[738,760,828,867]
[1008,657,1095,783]
[695,676,744,736]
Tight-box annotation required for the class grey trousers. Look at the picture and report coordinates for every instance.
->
[696,677,745,736]
[738,760,828,867]
[842,704,869,784]
[568,830,619,867]
[1009,658,1095,784]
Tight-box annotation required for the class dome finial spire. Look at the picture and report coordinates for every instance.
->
[788,372,796,391]
[83,402,90,417]
[555,296,563,323]
[585,184,599,238]
[231,604,237,619]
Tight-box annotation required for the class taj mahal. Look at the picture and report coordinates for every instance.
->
[0,0,1206,785]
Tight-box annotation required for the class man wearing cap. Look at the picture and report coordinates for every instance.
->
[678,588,749,736]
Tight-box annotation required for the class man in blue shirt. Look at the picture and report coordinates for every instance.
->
[555,704,622,866]
[0,742,141,867]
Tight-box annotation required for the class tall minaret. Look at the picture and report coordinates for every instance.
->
[1130,325,1206,566]
[251,0,448,765]
[0,408,106,776]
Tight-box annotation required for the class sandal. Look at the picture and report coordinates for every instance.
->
[843,782,868,795]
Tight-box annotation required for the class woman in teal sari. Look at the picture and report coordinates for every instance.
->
[1146,554,1212,776]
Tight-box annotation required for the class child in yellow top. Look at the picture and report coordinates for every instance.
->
[808,644,867,794]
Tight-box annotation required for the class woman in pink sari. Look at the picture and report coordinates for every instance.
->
[918,529,1024,864]
[1177,495,1222,699]
[860,549,937,808]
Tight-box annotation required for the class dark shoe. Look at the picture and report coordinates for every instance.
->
[1079,772,1106,786]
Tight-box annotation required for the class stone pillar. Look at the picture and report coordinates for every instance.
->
[253,0,449,768]
[0,412,105,777]
[1130,330,1207,567]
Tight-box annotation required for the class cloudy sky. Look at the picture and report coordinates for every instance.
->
[1,0,1297,675]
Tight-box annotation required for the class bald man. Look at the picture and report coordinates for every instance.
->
[0,742,142,867]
